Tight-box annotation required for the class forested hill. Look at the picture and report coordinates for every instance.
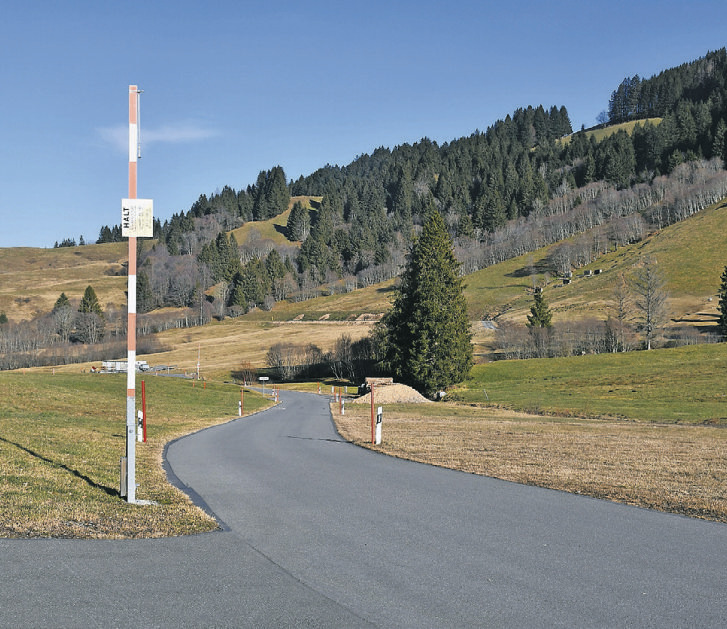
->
[90,48,727,317]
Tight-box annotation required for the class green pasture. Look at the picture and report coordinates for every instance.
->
[559,118,663,145]
[453,343,727,424]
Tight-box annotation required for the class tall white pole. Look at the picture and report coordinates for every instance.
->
[126,85,139,503]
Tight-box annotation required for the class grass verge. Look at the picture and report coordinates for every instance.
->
[333,402,727,522]
[0,372,270,538]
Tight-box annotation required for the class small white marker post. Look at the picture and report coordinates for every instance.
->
[375,406,382,445]
[137,410,144,442]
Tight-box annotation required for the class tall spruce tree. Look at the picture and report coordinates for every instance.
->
[718,265,727,340]
[380,210,472,397]
[79,285,103,316]
[286,200,310,241]
[526,289,552,328]
[77,285,105,344]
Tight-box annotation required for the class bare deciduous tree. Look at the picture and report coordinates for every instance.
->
[632,257,669,350]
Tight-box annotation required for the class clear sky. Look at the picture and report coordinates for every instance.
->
[1,0,726,248]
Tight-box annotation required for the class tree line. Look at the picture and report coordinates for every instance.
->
[80,49,727,324]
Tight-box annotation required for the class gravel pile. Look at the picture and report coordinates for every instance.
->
[351,383,432,404]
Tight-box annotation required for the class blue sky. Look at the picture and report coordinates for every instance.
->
[1,0,726,248]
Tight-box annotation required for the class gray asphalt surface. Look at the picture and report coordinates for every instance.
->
[1,389,726,628]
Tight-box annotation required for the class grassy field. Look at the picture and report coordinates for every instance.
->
[559,118,663,145]
[453,343,727,424]
[0,242,128,322]
[229,195,321,246]
[464,198,727,327]
[4,343,727,537]
[0,372,271,538]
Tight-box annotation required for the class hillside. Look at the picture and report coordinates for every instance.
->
[228,195,321,247]
[0,197,320,324]
[2,193,726,347]
[0,242,128,321]
[3,48,727,373]
[466,196,727,325]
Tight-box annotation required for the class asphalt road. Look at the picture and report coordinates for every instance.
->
[1,390,726,628]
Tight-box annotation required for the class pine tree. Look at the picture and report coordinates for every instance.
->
[136,270,154,314]
[54,292,71,311]
[526,289,552,328]
[717,265,727,340]
[286,201,310,241]
[253,166,290,220]
[79,286,103,316]
[52,292,73,342]
[77,285,105,343]
[380,210,472,397]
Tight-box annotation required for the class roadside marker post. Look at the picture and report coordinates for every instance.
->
[370,384,375,444]
[141,379,147,443]
[375,406,383,445]
[137,410,143,442]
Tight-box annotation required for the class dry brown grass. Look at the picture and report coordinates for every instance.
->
[49,319,374,381]
[0,243,128,321]
[0,373,271,539]
[333,403,727,522]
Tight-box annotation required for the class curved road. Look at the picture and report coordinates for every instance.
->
[1,390,726,627]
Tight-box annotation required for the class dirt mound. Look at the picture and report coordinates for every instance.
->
[352,383,432,404]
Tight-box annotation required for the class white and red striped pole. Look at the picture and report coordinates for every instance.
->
[125,85,140,503]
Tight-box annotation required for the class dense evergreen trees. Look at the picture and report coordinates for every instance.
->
[607,49,727,124]
[65,48,727,350]
[252,166,290,220]
[379,210,472,397]
[286,201,311,241]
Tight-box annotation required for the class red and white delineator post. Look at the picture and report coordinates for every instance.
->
[120,86,153,502]
[123,85,141,503]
